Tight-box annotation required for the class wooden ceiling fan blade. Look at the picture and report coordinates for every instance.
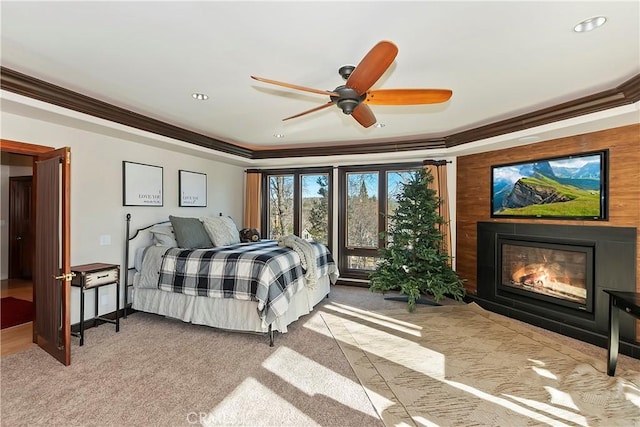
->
[282,102,334,121]
[251,76,339,97]
[351,104,377,128]
[346,41,398,95]
[365,89,453,105]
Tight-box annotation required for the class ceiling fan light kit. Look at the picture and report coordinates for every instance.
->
[251,40,453,128]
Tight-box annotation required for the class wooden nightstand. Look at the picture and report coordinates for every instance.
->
[70,263,120,346]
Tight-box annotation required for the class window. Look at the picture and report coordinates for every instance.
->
[267,175,294,239]
[301,174,329,245]
[263,168,332,247]
[260,163,421,285]
[338,163,421,281]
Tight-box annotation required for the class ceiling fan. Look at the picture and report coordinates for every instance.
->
[251,40,452,128]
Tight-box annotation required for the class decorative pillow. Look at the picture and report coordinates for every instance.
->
[168,215,213,249]
[240,228,261,243]
[149,224,178,247]
[201,216,240,246]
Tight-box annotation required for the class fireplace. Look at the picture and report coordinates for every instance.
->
[497,236,594,314]
[476,222,638,356]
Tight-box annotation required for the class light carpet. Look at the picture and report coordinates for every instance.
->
[321,301,640,426]
[1,305,382,426]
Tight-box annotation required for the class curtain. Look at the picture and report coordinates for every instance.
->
[244,170,262,231]
[423,160,452,259]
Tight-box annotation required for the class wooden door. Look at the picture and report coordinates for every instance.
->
[33,147,71,366]
[8,176,33,279]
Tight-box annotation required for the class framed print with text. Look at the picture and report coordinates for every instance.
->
[122,161,163,206]
[179,170,207,207]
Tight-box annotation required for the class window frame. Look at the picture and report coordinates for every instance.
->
[338,162,422,281]
[261,167,333,249]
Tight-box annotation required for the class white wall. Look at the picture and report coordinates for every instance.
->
[1,112,245,323]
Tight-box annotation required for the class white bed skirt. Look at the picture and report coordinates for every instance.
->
[131,275,331,334]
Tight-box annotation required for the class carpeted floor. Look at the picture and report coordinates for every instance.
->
[321,298,640,426]
[1,297,34,329]
[0,289,382,427]
[2,286,639,426]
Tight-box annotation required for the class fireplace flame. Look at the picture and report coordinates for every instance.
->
[510,263,586,303]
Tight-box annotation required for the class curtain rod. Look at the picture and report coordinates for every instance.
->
[423,159,452,166]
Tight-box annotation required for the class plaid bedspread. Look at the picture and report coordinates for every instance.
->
[158,240,338,324]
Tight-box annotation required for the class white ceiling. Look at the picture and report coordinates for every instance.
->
[1,1,639,155]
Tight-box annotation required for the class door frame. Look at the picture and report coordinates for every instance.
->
[2,139,71,365]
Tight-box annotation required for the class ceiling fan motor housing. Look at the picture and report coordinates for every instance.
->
[331,85,365,115]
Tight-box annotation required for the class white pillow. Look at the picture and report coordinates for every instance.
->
[149,224,178,247]
[201,216,240,246]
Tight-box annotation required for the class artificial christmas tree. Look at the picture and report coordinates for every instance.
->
[369,168,465,311]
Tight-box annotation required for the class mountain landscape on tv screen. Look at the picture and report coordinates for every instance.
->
[492,155,602,218]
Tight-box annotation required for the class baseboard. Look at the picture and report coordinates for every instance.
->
[335,278,370,288]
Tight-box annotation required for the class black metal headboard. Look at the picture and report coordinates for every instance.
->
[123,213,171,315]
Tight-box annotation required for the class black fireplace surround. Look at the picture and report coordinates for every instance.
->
[475,222,639,358]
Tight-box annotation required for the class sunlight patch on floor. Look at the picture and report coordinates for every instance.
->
[412,415,441,426]
[320,311,445,379]
[202,377,319,427]
[504,392,588,426]
[623,382,640,408]
[531,365,557,380]
[445,381,579,427]
[321,307,606,427]
[543,386,580,411]
[361,386,397,417]
[322,302,423,337]
[301,313,334,338]
[262,346,380,418]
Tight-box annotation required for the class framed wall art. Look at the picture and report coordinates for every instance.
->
[179,170,207,207]
[122,161,163,206]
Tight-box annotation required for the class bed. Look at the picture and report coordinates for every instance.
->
[123,214,339,345]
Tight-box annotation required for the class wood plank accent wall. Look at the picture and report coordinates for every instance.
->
[456,123,640,306]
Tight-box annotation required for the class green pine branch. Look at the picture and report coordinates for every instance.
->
[370,168,465,311]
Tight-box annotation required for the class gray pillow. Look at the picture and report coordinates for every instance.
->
[168,215,213,249]
[201,216,240,246]
[149,224,178,247]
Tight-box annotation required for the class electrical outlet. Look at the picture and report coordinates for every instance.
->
[99,235,111,246]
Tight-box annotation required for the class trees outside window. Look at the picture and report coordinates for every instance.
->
[265,169,332,247]
[304,175,329,244]
[268,175,293,239]
[338,164,422,280]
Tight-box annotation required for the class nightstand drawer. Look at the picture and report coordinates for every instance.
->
[83,268,119,288]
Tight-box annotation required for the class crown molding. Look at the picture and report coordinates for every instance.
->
[445,74,640,148]
[2,67,638,160]
[0,67,253,159]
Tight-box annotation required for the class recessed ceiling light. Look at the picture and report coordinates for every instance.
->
[274,133,285,138]
[191,93,209,101]
[573,16,607,33]
[374,123,385,128]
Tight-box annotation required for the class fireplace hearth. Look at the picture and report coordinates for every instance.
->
[476,222,638,357]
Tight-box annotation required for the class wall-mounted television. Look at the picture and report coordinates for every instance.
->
[491,150,608,220]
